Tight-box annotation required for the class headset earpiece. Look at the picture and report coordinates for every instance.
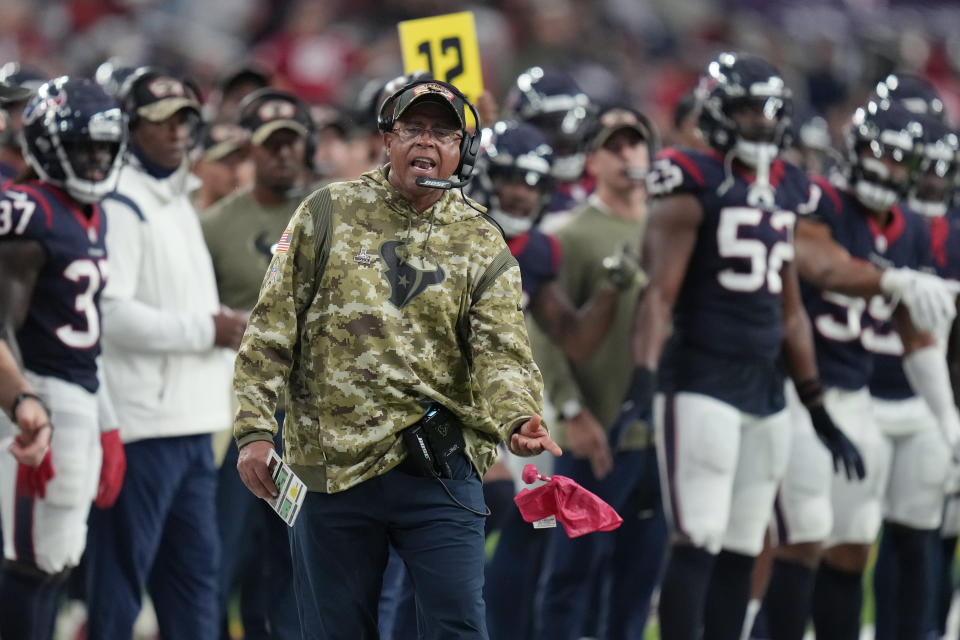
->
[116,66,155,131]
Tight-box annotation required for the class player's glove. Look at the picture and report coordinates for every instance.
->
[95,430,126,508]
[601,246,645,291]
[808,405,866,481]
[880,267,960,333]
[608,367,655,449]
[16,447,54,499]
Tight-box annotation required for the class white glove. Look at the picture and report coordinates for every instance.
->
[880,268,960,333]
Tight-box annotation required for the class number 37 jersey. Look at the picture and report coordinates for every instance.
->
[0,181,107,393]
[645,148,812,415]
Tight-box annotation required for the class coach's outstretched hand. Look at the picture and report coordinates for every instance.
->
[809,405,866,481]
[510,414,562,457]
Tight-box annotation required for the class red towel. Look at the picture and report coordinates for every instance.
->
[514,473,623,538]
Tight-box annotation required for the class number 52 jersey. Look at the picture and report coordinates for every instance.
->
[0,181,107,393]
[644,148,813,416]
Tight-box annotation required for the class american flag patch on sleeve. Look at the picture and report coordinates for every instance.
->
[274,231,292,254]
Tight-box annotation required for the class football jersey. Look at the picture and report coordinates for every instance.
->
[864,209,956,400]
[507,228,561,310]
[647,147,811,415]
[928,210,960,280]
[802,176,932,397]
[0,181,107,393]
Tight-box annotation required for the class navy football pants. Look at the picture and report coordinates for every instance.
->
[86,434,220,640]
[289,452,488,640]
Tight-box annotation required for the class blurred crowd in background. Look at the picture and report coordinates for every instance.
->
[4,0,960,145]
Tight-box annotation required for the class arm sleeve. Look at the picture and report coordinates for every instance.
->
[233,190,325,448]
[469,259,546,440]
[100,198,216,353]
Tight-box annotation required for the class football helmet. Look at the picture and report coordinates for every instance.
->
[472,121,554,238]
[874,72,946,122]
[907,115,959,218]
[0,63,45,102]
[0,62,46,147]
[21,77,127,204]
[845,99,923,212]
[696,52,793,170]
[504,67,594,182]
[94,58,138,98]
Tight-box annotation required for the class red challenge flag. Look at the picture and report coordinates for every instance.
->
[514,464,623,538]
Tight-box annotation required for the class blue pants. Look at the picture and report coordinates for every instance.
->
[217,432,297,639]
[85,434,221,640]
[534,448,668,640]
[378,548,417,640]
[289,452,488,640]
[485,505,546,639]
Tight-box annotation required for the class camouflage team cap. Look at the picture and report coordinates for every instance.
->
[590,107,650,150]
[200,123,250,162]
[238,90,311,146]
[129,71,201,122]
[391,81,466,129]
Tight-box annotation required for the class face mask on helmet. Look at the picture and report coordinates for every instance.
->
[506,68,593,183]
[846,101,921,212]
[487,167,552,237]
[475,121,554,237]
[698,53,792,177]
[906,117,959,218]
[21,77,127,204]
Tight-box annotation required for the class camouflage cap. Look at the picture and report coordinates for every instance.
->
[238,88,312,145]
[127,70,201,122]
[390,81,465,129]
[589,107,651,150]
[199,123,250,161]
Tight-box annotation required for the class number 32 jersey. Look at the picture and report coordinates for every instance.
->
[802,176,932,394]
[645,148,812,416]
[0,181,107,393]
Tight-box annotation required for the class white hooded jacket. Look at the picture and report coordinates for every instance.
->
[100,153,232,443]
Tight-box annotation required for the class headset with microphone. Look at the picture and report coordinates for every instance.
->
[377,79,482,190]
[236,87,317,172]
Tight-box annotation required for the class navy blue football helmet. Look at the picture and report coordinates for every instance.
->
[472,121,554,238]
[504,67,594,182]
[907,114,960,218]
[845,99,923,212]
[21,77,127,204]
[874,73,946,122]
[94,58,139,98]
[696,52,793,170]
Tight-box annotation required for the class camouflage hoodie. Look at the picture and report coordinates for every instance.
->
[233,166,545,492]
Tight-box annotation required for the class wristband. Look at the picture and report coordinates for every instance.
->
[795,378,824,408]
[11,392,48,418]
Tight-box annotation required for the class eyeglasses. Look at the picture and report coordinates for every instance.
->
[391,124,463,145]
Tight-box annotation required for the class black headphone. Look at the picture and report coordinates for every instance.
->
[377,79,482,185]
[116,66,156,130]
[236,88,317,171]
